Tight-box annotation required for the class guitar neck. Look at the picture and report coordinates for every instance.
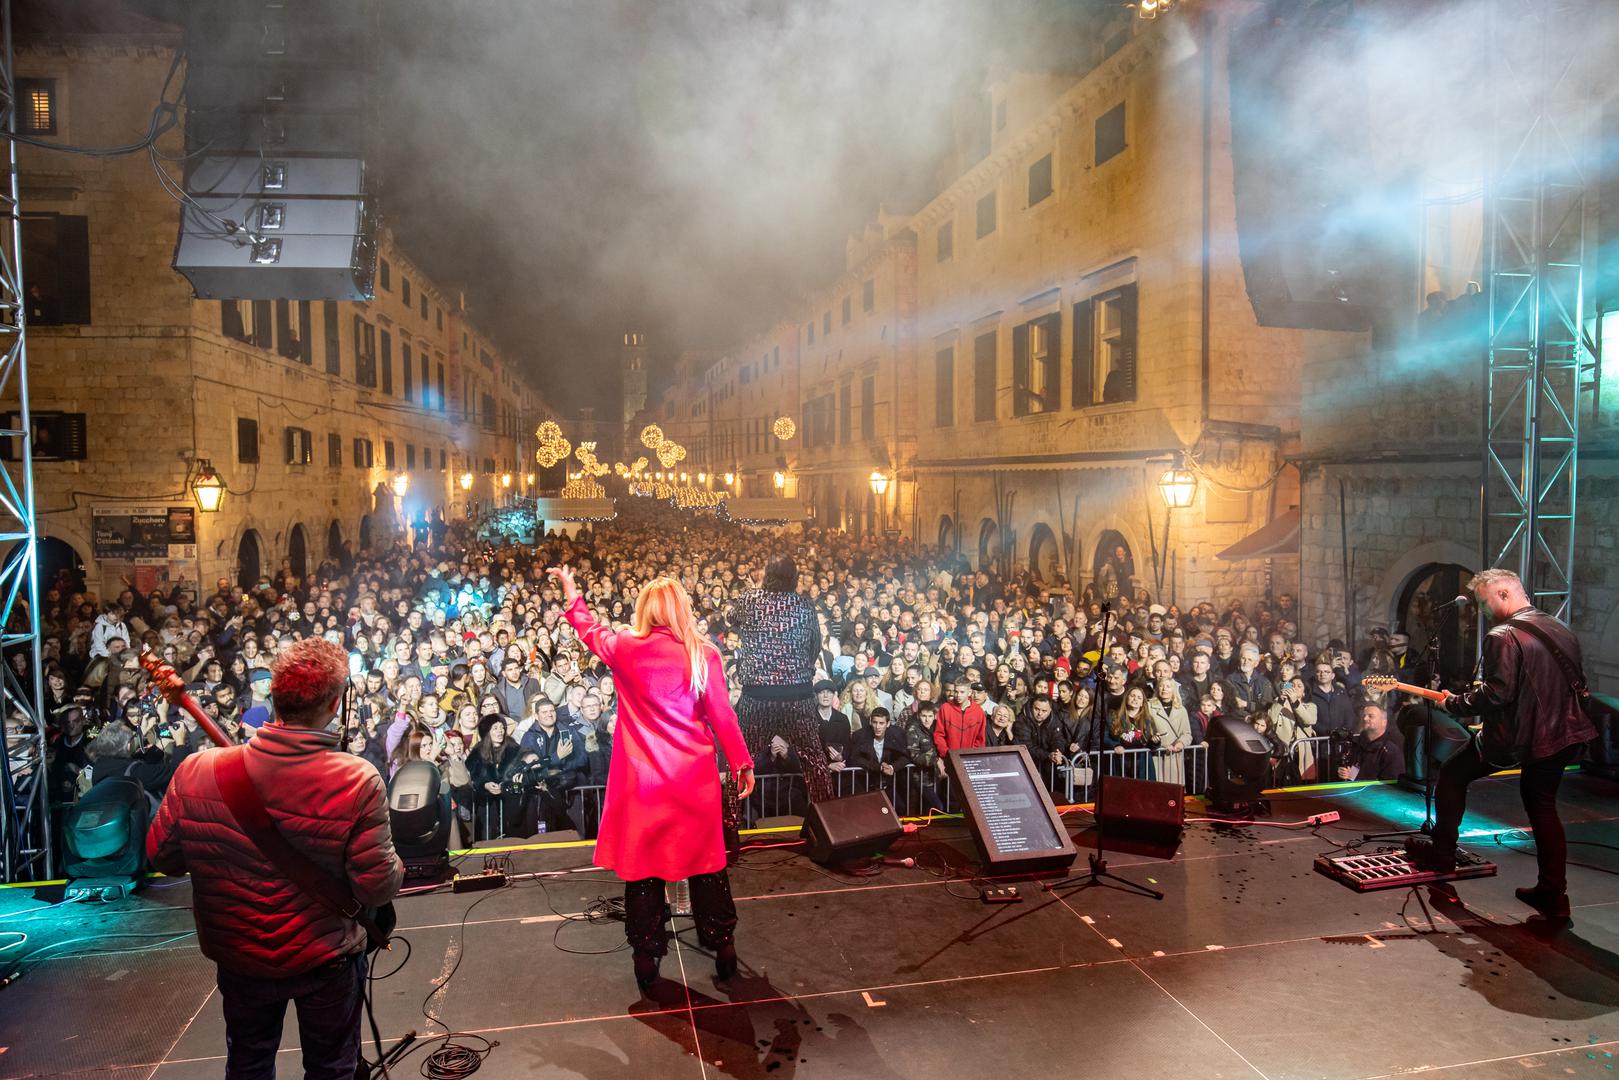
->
[1381,681,1447,705]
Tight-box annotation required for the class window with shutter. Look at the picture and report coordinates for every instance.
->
[974,331,997,422]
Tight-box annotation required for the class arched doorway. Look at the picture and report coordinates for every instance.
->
[236,529,263,592]
[1092,530,1135,602]
[1396,562,1476,686]
[978,518,1001,572]
[287,524,308,579]
[326,520,343,560]
[1,536,88,597]
[1028,523,1060,583]
[937,515,957,553]
[358,514,373,552]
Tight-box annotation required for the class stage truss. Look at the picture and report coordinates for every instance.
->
[1481,0,1598,620]
[0,0,48,884]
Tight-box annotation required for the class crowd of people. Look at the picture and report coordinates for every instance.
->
[9,502,1435,849]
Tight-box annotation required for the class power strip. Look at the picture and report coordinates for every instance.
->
[1307,811,1341,826]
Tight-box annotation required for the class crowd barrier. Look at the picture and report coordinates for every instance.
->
[462,733,1345,841]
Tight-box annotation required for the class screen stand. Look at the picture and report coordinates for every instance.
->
[1045,606,1164,902]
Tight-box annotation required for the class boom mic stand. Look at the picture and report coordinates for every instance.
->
[1046,605,1164,901]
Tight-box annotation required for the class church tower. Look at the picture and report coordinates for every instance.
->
[621,330,648,425]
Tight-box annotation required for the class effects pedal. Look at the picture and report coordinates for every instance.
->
[452,869,508,893]
[980,884,1023,904]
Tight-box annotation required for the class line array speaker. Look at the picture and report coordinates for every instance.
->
[169,0,379,300]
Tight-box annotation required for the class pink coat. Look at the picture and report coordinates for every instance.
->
[564,596,752,882]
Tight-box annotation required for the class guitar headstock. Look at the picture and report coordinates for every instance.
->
[138,648,189,705]
[1361,675,1398,691]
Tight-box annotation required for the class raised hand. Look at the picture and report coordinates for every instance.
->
[546,565,581,604]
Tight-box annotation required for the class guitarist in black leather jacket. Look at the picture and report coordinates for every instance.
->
[1407,569,1596,919]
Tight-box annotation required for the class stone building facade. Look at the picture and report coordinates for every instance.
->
[658,4,1315,609]
[7,18,546,598]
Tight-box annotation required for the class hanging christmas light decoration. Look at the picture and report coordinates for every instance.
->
[534,421,572,469]
[561,441,610,499]
[772,415,796,442]
[640,424,665,451]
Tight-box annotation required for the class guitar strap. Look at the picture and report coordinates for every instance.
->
[214,746,387,950]
[1503,617,1591,702]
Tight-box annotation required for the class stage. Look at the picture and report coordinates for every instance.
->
[3,772,1618,1080]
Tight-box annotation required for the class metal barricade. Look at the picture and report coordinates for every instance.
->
[1183,743,1209,796]
[1288,736,1333,785]
[1097,746,1157,781]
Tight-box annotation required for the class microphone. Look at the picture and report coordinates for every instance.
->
[880,856,915,868]
[1439,594,1470,609]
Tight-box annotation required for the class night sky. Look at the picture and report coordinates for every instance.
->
[374,0,1120,415]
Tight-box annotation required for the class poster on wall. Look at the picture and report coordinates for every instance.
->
[92,506,197,561]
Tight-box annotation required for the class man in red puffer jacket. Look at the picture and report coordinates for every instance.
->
[148,638,403,1080]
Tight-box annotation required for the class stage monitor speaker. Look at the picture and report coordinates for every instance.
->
[1095,775,1184,860]
[800,791,903,865]
[1227,2,1415,333]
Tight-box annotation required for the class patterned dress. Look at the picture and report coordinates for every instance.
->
[733,588,834,803]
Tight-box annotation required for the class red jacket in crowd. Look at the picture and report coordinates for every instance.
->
[933,700,987,758]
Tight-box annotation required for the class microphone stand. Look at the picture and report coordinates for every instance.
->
[1362,630,1445,842]
[1046,605,1163,901]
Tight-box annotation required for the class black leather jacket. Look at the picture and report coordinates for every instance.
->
[1447,607,1596,765]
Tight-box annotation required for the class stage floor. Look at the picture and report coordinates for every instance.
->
[3,772,1619,1080]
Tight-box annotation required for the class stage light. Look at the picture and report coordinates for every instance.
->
[1206,713,1272,814]
[391,473,409,498]
[63,776,153,899]
[389,761,451,883]
[459,471,474,491]
[1157,467,1197,509]
[191,459,224,512]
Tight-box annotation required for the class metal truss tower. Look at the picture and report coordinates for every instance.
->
[1481,0,1598,620]
[0,0,49,884]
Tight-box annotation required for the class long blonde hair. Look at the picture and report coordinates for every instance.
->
[633,576,716,694]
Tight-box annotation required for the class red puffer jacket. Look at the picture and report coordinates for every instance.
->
[147,722,404,978]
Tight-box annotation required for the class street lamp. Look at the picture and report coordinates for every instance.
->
[724,472,735,486]
[772,471,786,492]
[868,470,890,497]
[697,472,706,485]
[391,473,409,498]
[1157,467,1197,509]
[525,473,535,486]
[191,459,224,513]
[459,471,474,491]
[1154,464,1198,604]
[501,473,512,489]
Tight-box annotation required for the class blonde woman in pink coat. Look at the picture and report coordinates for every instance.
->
[549,565,755,991]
